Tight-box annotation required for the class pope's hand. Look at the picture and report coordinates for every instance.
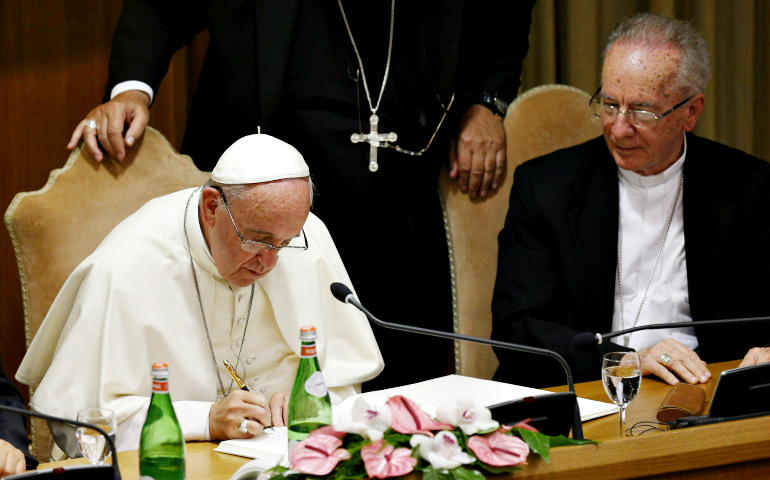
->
[0,440,26,478]
[67,90,151,162]
[637,338,711,385]
[449,104,507,199]
[739,347,770,367]
[269,391,290,427]
[208,390,272,440]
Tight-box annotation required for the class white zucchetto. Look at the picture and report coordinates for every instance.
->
[211,133,309,185]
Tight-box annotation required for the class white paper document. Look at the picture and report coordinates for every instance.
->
[217,375,616,462]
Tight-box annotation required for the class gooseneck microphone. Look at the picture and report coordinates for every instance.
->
[330,282,585,440]
[0,404,121,480]
[573,315,770,352]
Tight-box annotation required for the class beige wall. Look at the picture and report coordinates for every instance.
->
[1,1,767,406]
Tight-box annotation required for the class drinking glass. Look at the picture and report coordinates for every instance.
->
[601,352,641,438]
[76,408,116,465]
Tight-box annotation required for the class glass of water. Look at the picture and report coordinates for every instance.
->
[76,408,116,465]
[601,352,641,438]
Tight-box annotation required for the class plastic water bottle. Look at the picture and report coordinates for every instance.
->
[287,326,332,458]
[139,363,186,480]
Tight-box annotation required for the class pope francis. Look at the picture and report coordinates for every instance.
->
[16,133,384,455]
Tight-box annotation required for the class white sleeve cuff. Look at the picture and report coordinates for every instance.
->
[328,384,361,405]
[110,81,155,104]
[172,400,214,441]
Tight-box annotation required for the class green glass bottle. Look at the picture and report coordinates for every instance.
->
[139,363,186,480]
[287,326,332,459]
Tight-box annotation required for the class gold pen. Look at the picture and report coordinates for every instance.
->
[223,360,274,431]
[223,359,249,392]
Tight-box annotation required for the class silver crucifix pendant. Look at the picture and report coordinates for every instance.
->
[624,335,630,347]
[350,114,397,172]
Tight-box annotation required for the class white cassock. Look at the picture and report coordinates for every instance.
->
[16,187,384,452]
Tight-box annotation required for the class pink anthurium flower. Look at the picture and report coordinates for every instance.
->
[467,430,530,467]
[291,434,351,476]
[360,438,417,479]
[410,431,475,469]
[309,425,346,439]
[435,397,499,435]
[334,397,392,441]
[387,395,453,437]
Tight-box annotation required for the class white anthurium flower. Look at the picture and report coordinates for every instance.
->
[410,431,475,469]
[333,397,392,441]
[435,397,499,435]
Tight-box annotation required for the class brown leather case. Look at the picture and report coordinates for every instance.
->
[657,383,707,422]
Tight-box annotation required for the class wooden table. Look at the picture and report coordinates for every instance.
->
[39,360,770,479]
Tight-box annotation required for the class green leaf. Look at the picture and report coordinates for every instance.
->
[473,425,500,435]
[518,428,551,463]
[549,435,599,447]
[450,466,486,480]
[422,466,455,480]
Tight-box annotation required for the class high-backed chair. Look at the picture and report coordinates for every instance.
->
[4,127,209,461]
[440,84,603,380]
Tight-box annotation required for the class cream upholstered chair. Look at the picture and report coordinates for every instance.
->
[440,84,603,380]
[4,127,209,461]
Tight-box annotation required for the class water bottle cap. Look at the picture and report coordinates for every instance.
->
[299,326,318,341]
[151,363,170,377]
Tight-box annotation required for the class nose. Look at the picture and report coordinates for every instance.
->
[257,248,280,270]
[610,109,635,137]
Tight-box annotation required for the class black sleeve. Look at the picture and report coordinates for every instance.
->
[103,0,209,103]
[0,359,37,469]
[458,0,536,103]
[490,164,631,388]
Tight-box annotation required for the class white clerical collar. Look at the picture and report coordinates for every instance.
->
[618,134,687,186]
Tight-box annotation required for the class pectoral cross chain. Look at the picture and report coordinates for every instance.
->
[350,114,397,172]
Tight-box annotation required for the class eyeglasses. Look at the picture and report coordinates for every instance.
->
[589,87,693,129]
[211,186,308,257]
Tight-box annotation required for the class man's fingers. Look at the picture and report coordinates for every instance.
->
[68,120,87,150]
[448,137,459,179]
[268,391,290,427]
[492,148,506,191]
[82,126,103,162]
[643,356,679,385]
[125,108,150,147]
[0,443,25,478]
[739,347,770,367]
[478,149,497,198]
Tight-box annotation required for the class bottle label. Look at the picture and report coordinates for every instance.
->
[152,380,169,394]
[304,371,328,397]
[301,345,317,357]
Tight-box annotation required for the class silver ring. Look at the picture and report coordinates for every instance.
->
[84,119,97,130]
[660,354,673,367]
[238,419,249,433]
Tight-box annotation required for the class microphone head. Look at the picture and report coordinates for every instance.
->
[330,282,353,303]
[573,332,599,352]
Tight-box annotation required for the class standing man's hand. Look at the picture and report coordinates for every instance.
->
[67,90,151,162]
[449,104,506,199]
[637,338,711,385]
[0,440,26,478]
[208,390,272,440]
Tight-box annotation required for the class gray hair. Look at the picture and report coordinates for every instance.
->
[602,13,711,96]
[200,176,316,209]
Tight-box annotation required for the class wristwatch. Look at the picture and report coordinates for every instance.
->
[471,91,508,117]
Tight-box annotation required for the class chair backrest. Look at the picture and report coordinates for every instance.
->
[4,127,209,461]
[439,84,603,380]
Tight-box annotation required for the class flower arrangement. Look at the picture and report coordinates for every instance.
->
[266,395,593,480]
